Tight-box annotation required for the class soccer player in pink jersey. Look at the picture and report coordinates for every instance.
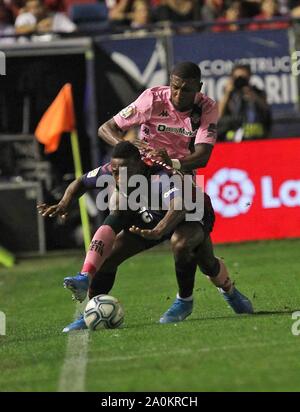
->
[100,61,217,172]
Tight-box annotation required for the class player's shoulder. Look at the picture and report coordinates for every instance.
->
[85,162,112,179]
[197,92,217,113]
[144,86,170,102]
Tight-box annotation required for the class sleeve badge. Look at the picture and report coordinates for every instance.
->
[119,104,135,119]
[87,167,100,178]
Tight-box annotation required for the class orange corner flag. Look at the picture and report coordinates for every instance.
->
[35,83,75,153]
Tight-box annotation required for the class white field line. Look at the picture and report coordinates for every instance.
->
[88,340,295,364]
[58,303,89,392]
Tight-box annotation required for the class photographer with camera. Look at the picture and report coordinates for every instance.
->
[217,64,272,142]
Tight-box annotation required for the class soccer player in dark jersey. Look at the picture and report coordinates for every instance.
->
[38,142,253,332]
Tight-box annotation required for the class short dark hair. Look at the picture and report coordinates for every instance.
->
[171,61,201,81]
[231,63,251,76]
[112,141,141,161]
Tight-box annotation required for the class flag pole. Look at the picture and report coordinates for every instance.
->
[70,131,91,253]
[0,246,15,268]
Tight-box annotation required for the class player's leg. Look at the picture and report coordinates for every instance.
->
[172,222,205,297]
[88,230,159,298]
[62,231,161,332]
[63,212,132,302]
[196,235,254,314]
[159,222,204,324]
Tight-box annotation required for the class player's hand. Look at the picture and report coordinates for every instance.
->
[37,203,68,219]
[134,139,149,150]
[129,226,162,240]
[141,148,172,167]
[151,149,172,167]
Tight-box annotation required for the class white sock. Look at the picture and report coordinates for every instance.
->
[177,293,193,302]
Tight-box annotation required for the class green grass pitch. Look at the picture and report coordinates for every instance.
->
[1,239,300,392]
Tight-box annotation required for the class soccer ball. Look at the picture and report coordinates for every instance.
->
[84,294,124,330]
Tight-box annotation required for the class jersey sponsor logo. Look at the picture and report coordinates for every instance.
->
[159,110,169,117]
[163,187,179,198]
[206,168,255,218]
[87,167,101,178]
[119,104,135,119]
[157,124,197,137]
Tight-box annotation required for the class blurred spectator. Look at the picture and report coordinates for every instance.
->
[130,0,151,28]
[3,0,25,18]
[248,0,290,30]
[201,0,225,21]
[277,0,290,15]
[15,0,76,34]
[0,1,15,37]
[43,0,65,11]
[152,0,201,23]
[43,0,98,13]
[290,0,300,8]
[291,0,300,16]
[105,0,134,26]
[217,64,272,142]
[212,1,245,31]
[242,0,261,17]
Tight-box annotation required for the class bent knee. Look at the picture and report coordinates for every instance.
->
[171,236,195,262]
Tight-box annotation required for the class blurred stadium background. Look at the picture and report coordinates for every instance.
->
[1,0,300,392]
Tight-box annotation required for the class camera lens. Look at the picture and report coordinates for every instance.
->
[234,76,249,89]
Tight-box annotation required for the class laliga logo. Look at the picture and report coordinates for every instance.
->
[206,168,255,218]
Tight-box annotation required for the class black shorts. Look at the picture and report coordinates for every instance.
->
[124,198,216,251]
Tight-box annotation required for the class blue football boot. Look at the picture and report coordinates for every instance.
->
[62,314,87,333]
[63,272,89,302]
[220,287,254,314]
[159,298,193,324]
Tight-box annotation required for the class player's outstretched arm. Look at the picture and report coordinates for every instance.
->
[37,177,87,219]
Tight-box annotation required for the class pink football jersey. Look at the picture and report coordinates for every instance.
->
[113,86,218,159]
